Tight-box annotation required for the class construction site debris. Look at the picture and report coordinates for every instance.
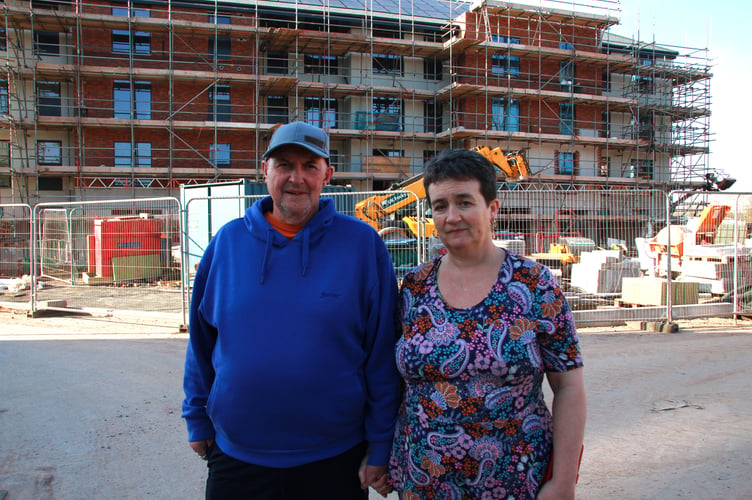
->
[570,250,641,294]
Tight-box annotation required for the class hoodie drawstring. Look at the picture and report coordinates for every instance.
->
[301,226,310,277]
[260,228,274,284]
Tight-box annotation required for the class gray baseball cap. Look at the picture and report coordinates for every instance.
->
[262,122,330,160]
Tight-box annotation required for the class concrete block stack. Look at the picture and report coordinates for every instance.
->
[570,250,641,294]
[679,244,752,295]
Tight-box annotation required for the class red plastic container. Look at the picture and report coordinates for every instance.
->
[93,216,162,277]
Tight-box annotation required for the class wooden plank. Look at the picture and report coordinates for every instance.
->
[111,254,162,282]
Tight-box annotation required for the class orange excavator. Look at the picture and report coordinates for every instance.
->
[473,146,530,179]
[354,148,529,237]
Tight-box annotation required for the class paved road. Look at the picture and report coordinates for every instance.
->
[1,312,751,499]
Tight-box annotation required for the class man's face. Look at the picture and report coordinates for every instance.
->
[262,145,334,226]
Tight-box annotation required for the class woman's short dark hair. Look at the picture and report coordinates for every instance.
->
[423,149,498,206]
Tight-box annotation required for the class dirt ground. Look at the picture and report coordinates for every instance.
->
[1,310,751,499]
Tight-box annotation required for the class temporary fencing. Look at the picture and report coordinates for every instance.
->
[2,188,750,327]
[0,198,185,322]
[0,204,33,306]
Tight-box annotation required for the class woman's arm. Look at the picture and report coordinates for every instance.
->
[537,367,586,500]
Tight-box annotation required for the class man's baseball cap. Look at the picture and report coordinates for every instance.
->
[262,122,329,160]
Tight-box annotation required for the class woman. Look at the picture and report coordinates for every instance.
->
[388,149,586,500]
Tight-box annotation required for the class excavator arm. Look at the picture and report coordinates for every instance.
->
[473,146,529,180]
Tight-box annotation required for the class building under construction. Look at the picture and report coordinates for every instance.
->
[1,0,713,204]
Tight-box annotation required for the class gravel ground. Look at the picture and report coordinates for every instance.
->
[1,311,751,499]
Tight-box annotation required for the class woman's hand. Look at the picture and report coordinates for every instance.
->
[358,453,393,497]
[536,477,575,500]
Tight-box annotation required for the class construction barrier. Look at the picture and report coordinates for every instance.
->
[2,189,750,327]
[0,204,33,307]
[20,198,185,323]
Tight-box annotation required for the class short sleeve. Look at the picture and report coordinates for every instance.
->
[533,264,583,372]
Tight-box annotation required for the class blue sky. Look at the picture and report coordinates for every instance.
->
[611,0,751,192]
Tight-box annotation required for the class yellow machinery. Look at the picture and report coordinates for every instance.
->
[473,147,530,179]
[354,148,529,237]
[354,173,435,236]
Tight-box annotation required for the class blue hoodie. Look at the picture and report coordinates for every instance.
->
[182,196,401,467]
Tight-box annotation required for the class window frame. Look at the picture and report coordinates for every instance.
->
[559,60,575,92]
[372,148,404,158]
[559,102,574,135]
[209,37,232,61]
[37,140,62,166]
[424,58,443,81]
[304,97,337,129]
[114,141,132,167]
[267,95,289,124]
[491,35,520,77]
[208,84,231,121]
[267,52,288,75]
[491,98,520,132]
[37,81,62,117]
[111,7,151,55]
[0,142,10,185]
[0,81,8,115]
[304,54,338,75]
[424,100,443,133]
[114,141,152,168]
[630,159,654,179]
[210,143,231,168]
[113,80,152,119]
[209,15,231,24]
[373,53,403,76]
[372,97,403,131]
[34,31,60,56]
[556,151,576,175]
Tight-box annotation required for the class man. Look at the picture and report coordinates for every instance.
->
[182,122,401,499]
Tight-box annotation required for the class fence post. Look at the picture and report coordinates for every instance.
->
[665,193,673,326]
[733,194,741,324]
[30,207,39,316]
[180,200,189,330]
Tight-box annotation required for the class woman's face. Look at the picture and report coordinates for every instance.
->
[428,177,499,255]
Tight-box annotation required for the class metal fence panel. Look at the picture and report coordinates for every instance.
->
[182,191,424,286]
[490,187,672,326]
[667,191,752,319]
[0,204,33,309]
[30,198,184,321]
[7,188,749,327]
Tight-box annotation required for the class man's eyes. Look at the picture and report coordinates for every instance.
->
[274,163,318,170]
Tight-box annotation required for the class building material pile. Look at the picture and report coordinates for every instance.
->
[678,244,752,295]
[570,249,640,294]
[621,277,699,306]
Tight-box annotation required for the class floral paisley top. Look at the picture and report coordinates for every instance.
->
[388,253,583,500]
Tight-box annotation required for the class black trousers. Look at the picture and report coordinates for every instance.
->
[205,441,369,500]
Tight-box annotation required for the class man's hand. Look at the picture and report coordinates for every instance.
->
[189,439,214,460]
[358,454,392,497]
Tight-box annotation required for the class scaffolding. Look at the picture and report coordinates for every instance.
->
[0,0,713,203]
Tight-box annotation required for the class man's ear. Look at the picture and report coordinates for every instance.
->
[323,164,334,185]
